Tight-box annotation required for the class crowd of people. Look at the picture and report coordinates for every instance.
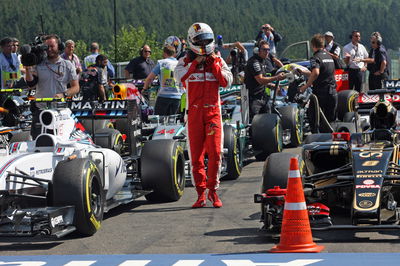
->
[0,23,391,209]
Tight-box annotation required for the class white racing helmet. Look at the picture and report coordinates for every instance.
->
[164,36,182,58]
[187,22,215,55]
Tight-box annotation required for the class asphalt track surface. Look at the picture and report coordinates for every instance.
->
[1,148,400,256]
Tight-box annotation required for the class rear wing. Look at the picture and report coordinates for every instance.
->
[68,99,141,156]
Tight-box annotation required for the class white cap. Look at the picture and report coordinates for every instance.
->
[324,31,334,38]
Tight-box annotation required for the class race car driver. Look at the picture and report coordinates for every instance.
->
[175,22,233,208]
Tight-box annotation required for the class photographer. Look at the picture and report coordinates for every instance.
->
[175,22,232,209]
[223,42,248,84]
[24,34,79,138]
[255,24,282,55]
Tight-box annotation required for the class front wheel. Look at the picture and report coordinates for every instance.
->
[51,158,104,236]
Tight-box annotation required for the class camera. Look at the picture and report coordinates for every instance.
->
[230,48,238,57]
[20,34,48,66]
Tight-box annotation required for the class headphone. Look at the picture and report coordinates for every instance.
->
[44,34,65,53]
[349,30,360,39]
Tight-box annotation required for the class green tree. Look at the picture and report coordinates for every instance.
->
[106,25,163,62]
[74,40,88,60]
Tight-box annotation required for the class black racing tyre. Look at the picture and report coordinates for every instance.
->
[51,158,104,236]
[114,119,128,135]
[93,128,123,154]
[278,104,303,147]
[343,111,356,123]
[303,133,332,144]
[307,94,320,134]
[261,152,302,193]
[337,90,358,121]
[80,119,114,135]
[141,139,185,202]
[9,130,32,143]
[221,125,242,180]
[252,113,283,161]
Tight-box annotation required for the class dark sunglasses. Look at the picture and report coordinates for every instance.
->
[144,50,152,54]
[260,47,270,52]
[371,41,377,44]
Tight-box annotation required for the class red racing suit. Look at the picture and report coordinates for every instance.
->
[175,55,233,190]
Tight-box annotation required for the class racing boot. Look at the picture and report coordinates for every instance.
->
[192,188,206,208]
[207,189,223,208]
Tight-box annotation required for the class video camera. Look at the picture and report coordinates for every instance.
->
[20,34,48,67]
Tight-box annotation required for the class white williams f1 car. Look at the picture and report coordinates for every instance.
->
[0,100,185,238]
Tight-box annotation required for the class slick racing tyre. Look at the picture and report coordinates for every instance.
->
[337,90,358,121]
[221,124,242,180]
[141,139,185,202]
[278,104,303,147]
[93,128,124,154]
[80,119,114,135]
[252,113,283,161]
[51,158,104,236]
[262,152,303,193]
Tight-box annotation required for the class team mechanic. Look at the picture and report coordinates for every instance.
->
[24,34,79,139]
[175,22,232,208]
[299,34,337,127]
[244,40,285,121]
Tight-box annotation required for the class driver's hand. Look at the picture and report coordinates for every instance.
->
[275,72,286,81]
[195,55,206,63]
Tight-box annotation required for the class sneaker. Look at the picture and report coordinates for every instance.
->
[192,189,206,208]
[207,189,222,208]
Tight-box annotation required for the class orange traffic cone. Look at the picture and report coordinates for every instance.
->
[269,157,324,253]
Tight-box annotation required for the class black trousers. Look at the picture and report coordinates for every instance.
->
[348,68,364,92]
[314,88,337,123]
[154,96,181,116]
[368,73,388,90]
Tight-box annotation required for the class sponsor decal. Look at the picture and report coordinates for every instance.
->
[385,80,400,88]
[359,151,383,158]
[356,174,383,178]
[363,179,375,185]
[356,170,383,174]
[70,101,126,110]
[35,168,53,175]
[156,129,175,135]
[362,160,380,166]
[359,200,374,208]
[358,192,377,197]
[50,215,64,228]
[335,73,349,82]
[356,184,380,189]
